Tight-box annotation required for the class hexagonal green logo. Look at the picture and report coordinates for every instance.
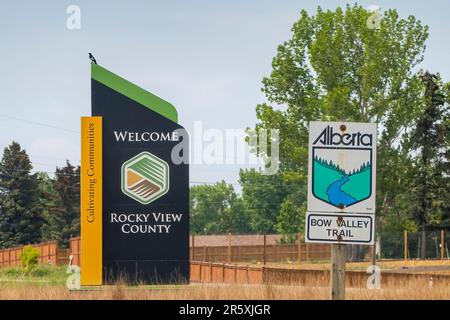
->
[121,151,169,204]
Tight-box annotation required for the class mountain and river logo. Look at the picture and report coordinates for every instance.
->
[312,149,372,209]
[121,151,169,204]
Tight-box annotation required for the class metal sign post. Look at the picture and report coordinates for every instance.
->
[305,121,377,300]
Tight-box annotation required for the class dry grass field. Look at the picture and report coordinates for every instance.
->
[0,282,449,300]
[1,261,450,300]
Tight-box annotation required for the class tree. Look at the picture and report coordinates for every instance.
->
[408,71,449,258]
[276,201,306,244]
[190,181,250,234]
[0,142,43,248]
[36,172,58,235]
[276,183,307,243]
[438,83,450,227]
[239,169,291,234]
[253,4,429,240]
[41,161,80,247]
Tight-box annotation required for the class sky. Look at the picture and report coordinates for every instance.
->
[0,0,449,187]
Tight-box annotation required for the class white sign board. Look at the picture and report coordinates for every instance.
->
[306,212,374,244]
[307,121,377,214]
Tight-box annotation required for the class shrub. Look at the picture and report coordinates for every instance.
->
[20,245,40,275]
[29,265,52,277]
[0,267,22,278]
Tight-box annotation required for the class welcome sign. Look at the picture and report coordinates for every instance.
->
[81,63,189,285]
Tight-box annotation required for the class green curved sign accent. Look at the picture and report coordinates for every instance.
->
[91,64,178,123]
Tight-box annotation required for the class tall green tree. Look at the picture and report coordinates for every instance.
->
[239,169,291,234]
[253,4,429,235]
[0,142,43,248]
[438,83,450,226]
[41,161,80,247]
[275,182,307,243]
[190,181,250,234]
[409,72,449,258]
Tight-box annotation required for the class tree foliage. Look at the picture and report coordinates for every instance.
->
[407,72,449,258]
[190,181,250,234]
[253,4,431,233]
[0,142,43,248]
[41,161,80,247]
[239,169,291,234]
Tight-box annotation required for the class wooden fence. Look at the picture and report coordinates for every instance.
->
[0,241,68,268]
[190,261,450,288]
[0,236,362,270]
[70,237,81,266]
[68,236,333,265]
[191,243,332,262]
[1,238,449,289]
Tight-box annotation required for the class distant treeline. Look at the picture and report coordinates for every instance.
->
[314,156,370,176]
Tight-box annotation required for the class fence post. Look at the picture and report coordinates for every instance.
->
[263,234,267,265]
[222,263,225,282]
[262,266,266,284]
[191,234,195,261]
[227,232,231,263]
[209,262,213,283]
[297,233,302,263]
[306,243,310,262]
[441,230,445,260]
[203,246,206,262]
[404,230,408,261]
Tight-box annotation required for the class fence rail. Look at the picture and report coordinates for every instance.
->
[2,230,449,271]
[190,261,450,288]
[191,243,331,262]
[1,237,450,288]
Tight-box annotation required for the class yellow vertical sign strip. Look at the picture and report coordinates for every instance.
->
[80,116,103,285]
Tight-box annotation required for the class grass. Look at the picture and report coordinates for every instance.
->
[0,265,67,285]
[0,282,449,300]
[0,262,449,299]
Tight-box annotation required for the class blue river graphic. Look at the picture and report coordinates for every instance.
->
[326,176,357,207]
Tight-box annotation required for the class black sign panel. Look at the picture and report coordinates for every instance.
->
[91,65,189,284]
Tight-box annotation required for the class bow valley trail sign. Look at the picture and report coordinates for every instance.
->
[306,121,376,245]
[306,212,374,244]
[80,63,189,285]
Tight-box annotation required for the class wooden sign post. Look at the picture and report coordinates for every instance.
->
[305,121,377,300]
[331,244,346,300]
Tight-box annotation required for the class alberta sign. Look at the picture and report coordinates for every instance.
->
[305,121,377,245]
[307,121,376,214]
[81,63,189,285]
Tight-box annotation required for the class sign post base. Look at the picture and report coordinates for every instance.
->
[331,243,346,300]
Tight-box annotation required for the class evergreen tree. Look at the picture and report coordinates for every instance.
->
[41,161,80,247]
[409,71,448,258]
[0,142,43,248]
